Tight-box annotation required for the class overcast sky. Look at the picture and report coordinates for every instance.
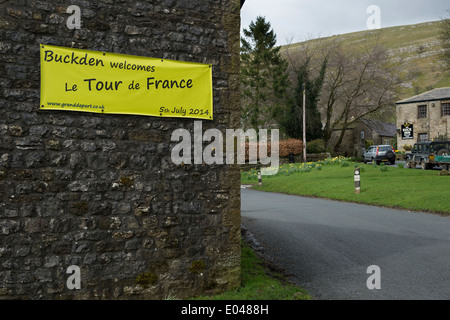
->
[241,0,450,46]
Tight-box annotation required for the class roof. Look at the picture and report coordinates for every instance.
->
[332,119,396,137]
[360,119,396,137]
[396,87,450,105]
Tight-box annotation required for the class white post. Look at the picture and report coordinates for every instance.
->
[354,167,361,194]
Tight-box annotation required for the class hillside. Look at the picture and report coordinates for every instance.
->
[282,20,450,101]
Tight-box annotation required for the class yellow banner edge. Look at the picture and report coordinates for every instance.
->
[39,44,215,121]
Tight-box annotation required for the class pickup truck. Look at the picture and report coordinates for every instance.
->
[405,141,450,170]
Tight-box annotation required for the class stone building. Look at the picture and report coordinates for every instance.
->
[329,119,396,158]
[0,0,242,299]
[396,87,450,151]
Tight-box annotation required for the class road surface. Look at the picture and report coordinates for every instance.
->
[241,188,450,300]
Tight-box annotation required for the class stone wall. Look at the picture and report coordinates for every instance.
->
[0,0,241,299]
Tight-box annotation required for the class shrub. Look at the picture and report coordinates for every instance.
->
[306,139,325,154]
[244,138,303,160]
[403,145,412,151]
[279,139,303,157]
[365,140,374,150]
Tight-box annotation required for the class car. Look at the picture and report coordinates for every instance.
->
[405,140,450,170]
[363,145,396,165]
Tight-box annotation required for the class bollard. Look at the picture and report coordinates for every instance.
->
[354,167,361,193]
[258,171,262,186]
[289,152,294,163]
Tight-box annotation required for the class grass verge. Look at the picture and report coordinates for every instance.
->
[191,240,312,300]
[241,157,450,214]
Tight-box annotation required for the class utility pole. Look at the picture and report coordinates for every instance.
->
[303,84,307,162]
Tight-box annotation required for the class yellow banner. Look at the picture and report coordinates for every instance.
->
[40,44,213,120]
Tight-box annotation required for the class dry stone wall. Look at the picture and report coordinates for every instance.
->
[0,0,241,299]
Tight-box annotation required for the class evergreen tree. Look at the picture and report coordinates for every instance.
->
[274,56,327,141]
[240,16,289,129]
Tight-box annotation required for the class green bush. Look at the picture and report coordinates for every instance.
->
[306,139,325,154]
[365,140,374,150]
[403,144,412,151]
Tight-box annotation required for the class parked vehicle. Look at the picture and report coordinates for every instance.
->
[363,145,396,165]
[405,141,450,170]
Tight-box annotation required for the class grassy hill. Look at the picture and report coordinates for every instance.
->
[282,20,450,100]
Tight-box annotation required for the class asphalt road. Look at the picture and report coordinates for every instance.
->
[241,188,450,300]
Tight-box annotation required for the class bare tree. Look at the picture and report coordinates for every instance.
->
[319,34,400,151]
[278,32,399,152]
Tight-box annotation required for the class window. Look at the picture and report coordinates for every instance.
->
[416,143,429,152]
[418,133,428,142]
[417,105,427,118]
[442,102,450,117]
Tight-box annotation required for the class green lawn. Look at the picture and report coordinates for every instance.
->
[242,158,450,214]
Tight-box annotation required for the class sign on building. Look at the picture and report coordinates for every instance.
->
[401,123,414,140]
[40,44,213,120]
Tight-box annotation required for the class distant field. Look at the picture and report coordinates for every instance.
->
[241,159,450,214]
[281,21,450,100]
